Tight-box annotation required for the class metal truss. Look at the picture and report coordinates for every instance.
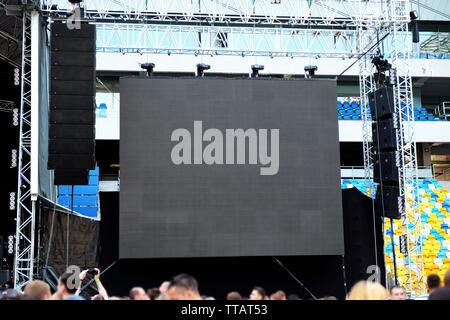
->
[359,0,424,297]
[41,0,402,26]
[96,22,359,57]
[13,10,36,293]
[0,2,22,68]
[0,99,16,113]
[390,3,424,296]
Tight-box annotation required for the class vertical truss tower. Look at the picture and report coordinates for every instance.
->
[14,9,35,292]
[359,0,424,297]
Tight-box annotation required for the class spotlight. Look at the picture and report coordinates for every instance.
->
[241,52,245,57]
[167,50,171,56]
[12,108,19,126]
[137,49,143,55]
[371,55,391,72]
[372,55,392,85]
[9,192,16,211]
[10,149,17,168]
[196,63,210,77]
[194,51,199,57]
[14,68,20,86]
[250,64,264,78]
[141,62,155,77]
[304,65,318,78]
[410,11,419,43]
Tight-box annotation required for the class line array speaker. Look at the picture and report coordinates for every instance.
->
[48,22,96,185]
[371,86,401,219]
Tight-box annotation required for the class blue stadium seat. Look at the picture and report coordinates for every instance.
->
[73,185,98,195]
[75,207,98,217]
[73,195,98,206]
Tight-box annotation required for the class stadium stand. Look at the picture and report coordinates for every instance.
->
[342,179,450,287]
[57,167,100,218]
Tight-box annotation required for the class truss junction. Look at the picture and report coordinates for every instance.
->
[1,0,425,297]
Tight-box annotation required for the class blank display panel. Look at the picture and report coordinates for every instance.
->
[120,77,343,258]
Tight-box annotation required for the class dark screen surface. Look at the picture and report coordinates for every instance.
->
[120,77,343,258]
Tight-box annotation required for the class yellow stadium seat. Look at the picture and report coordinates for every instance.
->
[423,193,431,198]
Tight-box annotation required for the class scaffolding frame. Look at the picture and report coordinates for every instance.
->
[14,9,36,292]
[13,0,422,296]
[358,0,425,297]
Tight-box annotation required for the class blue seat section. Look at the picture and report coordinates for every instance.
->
[338,100,442,121]
[57,167,99,218]
[73,185,97,195]
[75,206,98,218]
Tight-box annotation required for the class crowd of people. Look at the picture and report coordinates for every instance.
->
[1,267,450,300]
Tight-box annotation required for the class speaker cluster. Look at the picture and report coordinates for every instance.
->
[369,87,402,219]
[48,22,96,185]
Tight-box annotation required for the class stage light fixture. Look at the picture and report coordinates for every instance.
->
[410,11,419,43]
[372,55,391,72]
[250,64,264,78]
[196,63,210,77]
[141,62,155,77]
[14,68,20,86]
[9,192,16,211]
[12,108,19,126]
[10,149,17,168]
[304,65,318,78]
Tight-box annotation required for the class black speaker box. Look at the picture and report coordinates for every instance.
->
[374,151,399,184]
[375,185,401,219]
[49,139,95,154]
[54,169,89,185]
[48,154,95,169]
[368,86,395,120]
[51,22,96,39]
[372,118,397,151]
[50,95,94,110]
[49,109,95,125]
[49,124,95,139]
[50,65,96,82]
[50,79,96,96]
[50,51,95,67]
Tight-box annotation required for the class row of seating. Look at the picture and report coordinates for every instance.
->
[57,167,100,218]
[337,101,444,121]
[342,178,450,283]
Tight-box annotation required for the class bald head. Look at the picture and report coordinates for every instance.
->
[129,287,148,300]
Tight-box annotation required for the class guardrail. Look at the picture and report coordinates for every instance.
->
[340,166,434,179]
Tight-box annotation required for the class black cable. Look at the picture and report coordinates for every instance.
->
[336,32,390,80]
[273,257,317,300]
[390,218,399,286]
